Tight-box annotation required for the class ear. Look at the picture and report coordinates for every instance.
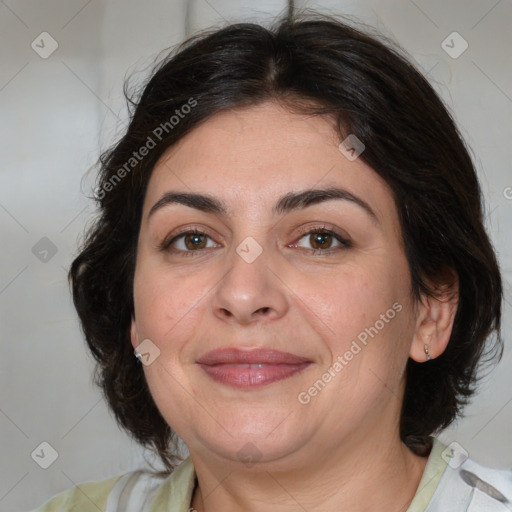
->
[130,319,138,349]
[410,273,459,362]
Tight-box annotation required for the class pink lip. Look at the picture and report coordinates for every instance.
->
[197,348,312,389]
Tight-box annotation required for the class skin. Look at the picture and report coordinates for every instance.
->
[130,100,458,511]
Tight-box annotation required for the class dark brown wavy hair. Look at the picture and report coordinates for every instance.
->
[69,10,503,474]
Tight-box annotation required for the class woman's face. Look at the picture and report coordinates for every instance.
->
[131,100,420,467]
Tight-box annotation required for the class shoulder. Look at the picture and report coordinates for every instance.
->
[32,470,167,512]
[32,473,123,512]
[426,440,512,512]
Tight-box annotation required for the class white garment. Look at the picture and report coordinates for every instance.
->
[426,442,512,511]
[102,441,512,511]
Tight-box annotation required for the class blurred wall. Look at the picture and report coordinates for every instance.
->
[0,1,510,510]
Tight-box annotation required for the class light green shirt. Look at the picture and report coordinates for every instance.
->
[34,438,448,511]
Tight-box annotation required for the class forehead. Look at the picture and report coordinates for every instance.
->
[143,101,395,223]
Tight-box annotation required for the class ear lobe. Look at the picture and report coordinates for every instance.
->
[410,276,459,362]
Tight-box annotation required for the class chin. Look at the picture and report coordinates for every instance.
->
[191,421,312,468]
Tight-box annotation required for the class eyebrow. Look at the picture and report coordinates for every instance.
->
[148,187,378,223]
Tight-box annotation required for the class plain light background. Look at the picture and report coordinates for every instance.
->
[0,0,511,510]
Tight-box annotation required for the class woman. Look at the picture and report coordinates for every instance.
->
[34,10,510,512]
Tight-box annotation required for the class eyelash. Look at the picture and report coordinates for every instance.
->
[161,226,351,257]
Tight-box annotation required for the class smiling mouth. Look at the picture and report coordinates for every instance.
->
[198,362,312,388]
[196,348,312,389]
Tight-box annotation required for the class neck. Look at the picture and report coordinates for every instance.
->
[189,432,429,512]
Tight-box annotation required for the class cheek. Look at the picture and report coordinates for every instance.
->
[132,259,207,344]
[293,262,405,344]
[296,260,414,401]
[132,264,205,424]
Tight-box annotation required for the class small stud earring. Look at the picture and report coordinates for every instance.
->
[424,344,432,361]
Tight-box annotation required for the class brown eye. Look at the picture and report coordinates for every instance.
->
[164,230,218,254]
[309,231,334,250]
[183,233,207,250]
[294,228,351,253]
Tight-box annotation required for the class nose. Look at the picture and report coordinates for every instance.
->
[210,240,289,326]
